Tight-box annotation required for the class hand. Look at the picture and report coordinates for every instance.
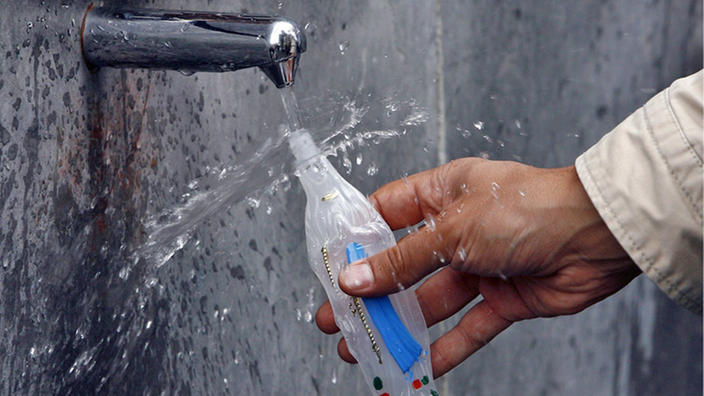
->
[315,158,641,378]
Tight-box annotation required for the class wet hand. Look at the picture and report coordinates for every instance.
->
[315,158,640,378]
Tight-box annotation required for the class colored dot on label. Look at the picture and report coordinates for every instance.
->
[421,375,429,385]
[381,393,390,396]
[431,390,439,396]
[373,376,383,390]
[412,379,422,389]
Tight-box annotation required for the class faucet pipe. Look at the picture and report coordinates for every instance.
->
[81,5,307,88]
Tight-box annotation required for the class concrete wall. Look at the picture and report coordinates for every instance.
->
[0,0,700,395]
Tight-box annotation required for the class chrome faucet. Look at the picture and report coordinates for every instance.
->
[81,5,307,88]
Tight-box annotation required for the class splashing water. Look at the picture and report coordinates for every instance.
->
[134,90,430,274]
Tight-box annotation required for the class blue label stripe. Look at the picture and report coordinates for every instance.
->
[346,242,422,373]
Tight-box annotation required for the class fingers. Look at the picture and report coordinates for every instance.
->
[315,300,338,334]
[331,287,514,377]
[316,267,481,335]
[369,178,424,230]
[415,267,481,327]
[337,337,357,364]
[370,165,450,230]
[430,300,512,378]
[339,220,458,297]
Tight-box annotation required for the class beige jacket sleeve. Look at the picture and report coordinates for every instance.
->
[576,70,703,314]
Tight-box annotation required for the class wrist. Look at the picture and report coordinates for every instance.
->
[555,165,637,270]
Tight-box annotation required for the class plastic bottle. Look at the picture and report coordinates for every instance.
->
[291,129,438,396]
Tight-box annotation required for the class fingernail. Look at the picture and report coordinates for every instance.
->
[340,261,374,291]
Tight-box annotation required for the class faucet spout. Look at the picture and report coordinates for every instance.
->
[81,6,307,88]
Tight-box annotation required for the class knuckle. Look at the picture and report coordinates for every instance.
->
[456,322,486,350]
[381,245,409,284]
[431,345,451,376]
[415,291,439,327]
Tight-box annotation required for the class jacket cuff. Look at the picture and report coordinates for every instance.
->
[575,72,703,314]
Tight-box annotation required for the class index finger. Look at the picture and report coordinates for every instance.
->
[370,165,451,230]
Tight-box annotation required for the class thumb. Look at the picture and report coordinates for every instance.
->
[338,223,456,297]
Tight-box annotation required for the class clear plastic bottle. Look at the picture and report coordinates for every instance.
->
[291,130,437,396]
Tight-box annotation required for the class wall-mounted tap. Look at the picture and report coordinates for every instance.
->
[81,5,307,88]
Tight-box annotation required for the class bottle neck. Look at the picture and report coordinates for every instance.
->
[297,155,343,200]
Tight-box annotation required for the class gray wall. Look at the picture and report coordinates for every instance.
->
[0,0,700,395]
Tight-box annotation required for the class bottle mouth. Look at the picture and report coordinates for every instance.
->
[288,129,321,169]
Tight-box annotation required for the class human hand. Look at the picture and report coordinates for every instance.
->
[315,158,641,377]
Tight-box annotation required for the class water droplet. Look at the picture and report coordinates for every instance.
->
[342,156,352,174]
[277,2,283,9]
[181,23,190,32]
[518,190,526,197]
[491,182,505,207]
[432,250,446,264]
[179,70,195,76]
[514,119,522,129]
[490,182,501,200]
[455,124,471,138]
[458,247,467,261]
[366,163,378,176]
[426,215,436,231]
[118,266,130,280]
[164,41,173,48]
[246,197,261,209]
[331,368,338,384]
[473,121,484,130]
[338,40,350,54]
[302,287,316,323]
[304,22,318,40]
[355,153,363,165]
